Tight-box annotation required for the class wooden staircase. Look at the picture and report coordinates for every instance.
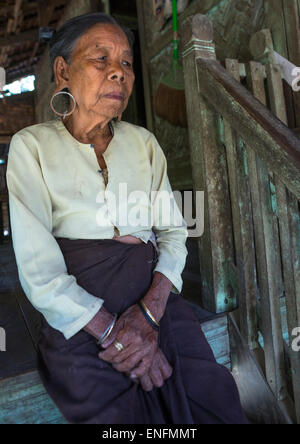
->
[181,13,300,424]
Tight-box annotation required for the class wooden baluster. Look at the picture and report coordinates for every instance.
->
[224,59,258,350]
[266,61,300,423]
[181,14,237,313]
[245,61,288,405]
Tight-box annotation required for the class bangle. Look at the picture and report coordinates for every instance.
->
[137,300,160,332]
[97,313,118,346]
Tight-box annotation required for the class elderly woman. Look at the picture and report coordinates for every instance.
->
[6,13,248,424]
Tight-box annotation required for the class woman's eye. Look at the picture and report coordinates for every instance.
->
[96,57,132,67]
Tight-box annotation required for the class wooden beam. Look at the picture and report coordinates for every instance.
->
[12,0,24,34]
[0,29,38,47]
[37,0,57,28]
[182,14,236,313]
[224,59,258,350]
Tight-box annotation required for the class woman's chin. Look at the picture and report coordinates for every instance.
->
[93,105,123,120]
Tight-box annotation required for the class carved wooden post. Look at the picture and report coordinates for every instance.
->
[181,14,237,313]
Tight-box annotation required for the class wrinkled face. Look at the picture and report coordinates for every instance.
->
[63,23,135,120]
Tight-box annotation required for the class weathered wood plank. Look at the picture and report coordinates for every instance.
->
[282,0,300,127]
[181,14,236,313]
[0,136,11,144]
[195,57,300,199]
[245,61,287,403]
[0,371,67,424]
[264,0,298,127]
[228,313,294,424]
[0,93,35,136]
[224,59,258,350]
[266,62,300,421]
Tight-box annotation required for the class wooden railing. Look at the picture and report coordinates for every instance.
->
[182,14,300,423]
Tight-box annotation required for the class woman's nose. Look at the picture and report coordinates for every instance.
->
[108,64,125,83]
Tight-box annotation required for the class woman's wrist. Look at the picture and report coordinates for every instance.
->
[142,272,173,323]
[83,306,115,340]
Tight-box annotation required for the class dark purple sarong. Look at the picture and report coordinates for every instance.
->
[37,238,249,424]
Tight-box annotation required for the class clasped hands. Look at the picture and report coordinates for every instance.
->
[98,304,173,391]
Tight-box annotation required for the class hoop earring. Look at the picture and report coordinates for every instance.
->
[50,90,76,119]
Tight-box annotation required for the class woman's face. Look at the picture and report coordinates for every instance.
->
[62,23,135,121]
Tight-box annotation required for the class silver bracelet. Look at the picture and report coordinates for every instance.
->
[97,313,118,346]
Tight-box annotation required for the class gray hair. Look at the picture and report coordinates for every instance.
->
[49,12,135,81]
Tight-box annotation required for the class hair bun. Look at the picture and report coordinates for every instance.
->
[39,27,56,42]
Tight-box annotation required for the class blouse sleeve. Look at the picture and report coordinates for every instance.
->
[148,133,188,294]
[6,133,104,340]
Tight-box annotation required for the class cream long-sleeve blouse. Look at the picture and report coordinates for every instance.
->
[6,119,188,340]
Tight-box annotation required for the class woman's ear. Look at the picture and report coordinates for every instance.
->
[53,56,70,90]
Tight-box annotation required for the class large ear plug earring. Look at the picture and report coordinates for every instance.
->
[50,88,77,119]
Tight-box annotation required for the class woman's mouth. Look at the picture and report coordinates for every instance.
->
[103,93,124,101]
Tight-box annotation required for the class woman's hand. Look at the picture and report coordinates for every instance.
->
[137,348,173,391]
[98,304,159,377]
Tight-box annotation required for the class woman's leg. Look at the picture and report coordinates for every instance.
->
[158,294,249,424]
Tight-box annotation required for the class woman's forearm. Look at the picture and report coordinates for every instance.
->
[142,271,173,323]
[83,306,114,340]
[84,271,173,340]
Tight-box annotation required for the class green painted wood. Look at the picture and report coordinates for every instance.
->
[266,60,300,423]
[0,371,67,424]
[188,303,231,369]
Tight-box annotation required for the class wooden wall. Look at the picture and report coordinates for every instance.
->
[0,92,35,136]
[136,0,266,191]
[35,0,97,124]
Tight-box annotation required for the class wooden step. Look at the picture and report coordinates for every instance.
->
[0,371,67,424]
